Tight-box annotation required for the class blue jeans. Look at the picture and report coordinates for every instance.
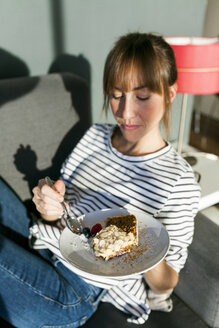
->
[0,179,105,328]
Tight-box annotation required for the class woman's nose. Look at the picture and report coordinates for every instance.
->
[118,96,135,119]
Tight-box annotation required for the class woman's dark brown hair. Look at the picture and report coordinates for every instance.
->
[103,32,177,135]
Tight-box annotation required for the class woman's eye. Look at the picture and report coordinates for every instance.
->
[137,96,150,101]
[112,94,123,100]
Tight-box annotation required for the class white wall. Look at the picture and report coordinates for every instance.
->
[0,0,208,143]
[0,1,54,75]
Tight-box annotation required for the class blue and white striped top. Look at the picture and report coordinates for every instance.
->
[30,123,200,324]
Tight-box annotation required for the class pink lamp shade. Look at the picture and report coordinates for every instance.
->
[165,37,219,95]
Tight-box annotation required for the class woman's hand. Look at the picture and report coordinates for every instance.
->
[32,179,65,221]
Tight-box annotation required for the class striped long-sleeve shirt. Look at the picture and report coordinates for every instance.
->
[30,123,200,324]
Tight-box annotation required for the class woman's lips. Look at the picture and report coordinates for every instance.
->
[121,124,140,130]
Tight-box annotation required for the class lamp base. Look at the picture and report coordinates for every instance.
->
[184,156,197,166]
[180,149,219,210]
[182,151,218,161]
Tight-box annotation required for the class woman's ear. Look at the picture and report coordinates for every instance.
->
[169,83,177,103]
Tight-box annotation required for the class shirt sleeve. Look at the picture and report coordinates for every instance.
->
[154,168,201,273]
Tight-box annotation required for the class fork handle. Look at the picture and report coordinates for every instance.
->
[45,176,54,188]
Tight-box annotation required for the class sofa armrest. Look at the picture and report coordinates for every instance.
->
[175,211,219,328]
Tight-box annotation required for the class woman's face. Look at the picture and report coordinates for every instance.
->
[110,82,166,145]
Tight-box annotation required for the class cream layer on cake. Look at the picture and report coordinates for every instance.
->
[91,214,138,261]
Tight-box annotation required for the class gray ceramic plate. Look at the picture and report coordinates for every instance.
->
[59,208,169,279]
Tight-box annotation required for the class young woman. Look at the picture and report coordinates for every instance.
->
[0,32,200,327]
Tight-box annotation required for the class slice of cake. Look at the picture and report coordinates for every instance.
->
[106,214,137,238]
[91,214,138,261]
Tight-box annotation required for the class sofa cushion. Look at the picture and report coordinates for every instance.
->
[0,73,90,205]
[175,212,219,328]
[82,294,208,328]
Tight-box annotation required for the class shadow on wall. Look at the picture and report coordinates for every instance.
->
[49,0,65,57]
[49,53,92,120]
[0,0,92,108]
[48,0,92,91]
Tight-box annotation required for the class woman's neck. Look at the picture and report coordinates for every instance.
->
[111,126,166,157]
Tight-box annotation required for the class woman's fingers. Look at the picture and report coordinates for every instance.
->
[40,184,63,202]
[34,199,63,216]
[53,180,66,196]
[32,180,63,202]
[33,193,63,210]
[32,179,64,217]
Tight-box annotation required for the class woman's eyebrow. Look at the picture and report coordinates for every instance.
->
[133,86,148,91]
[114,86,148,91]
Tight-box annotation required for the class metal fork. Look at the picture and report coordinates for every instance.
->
[45,176,82,234]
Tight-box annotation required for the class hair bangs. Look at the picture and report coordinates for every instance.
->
[105,43,163,95]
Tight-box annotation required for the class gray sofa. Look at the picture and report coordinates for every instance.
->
[0,73,218,328]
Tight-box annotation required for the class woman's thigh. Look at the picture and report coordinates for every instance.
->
[0,179,31,240]
[0,234,104,328]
